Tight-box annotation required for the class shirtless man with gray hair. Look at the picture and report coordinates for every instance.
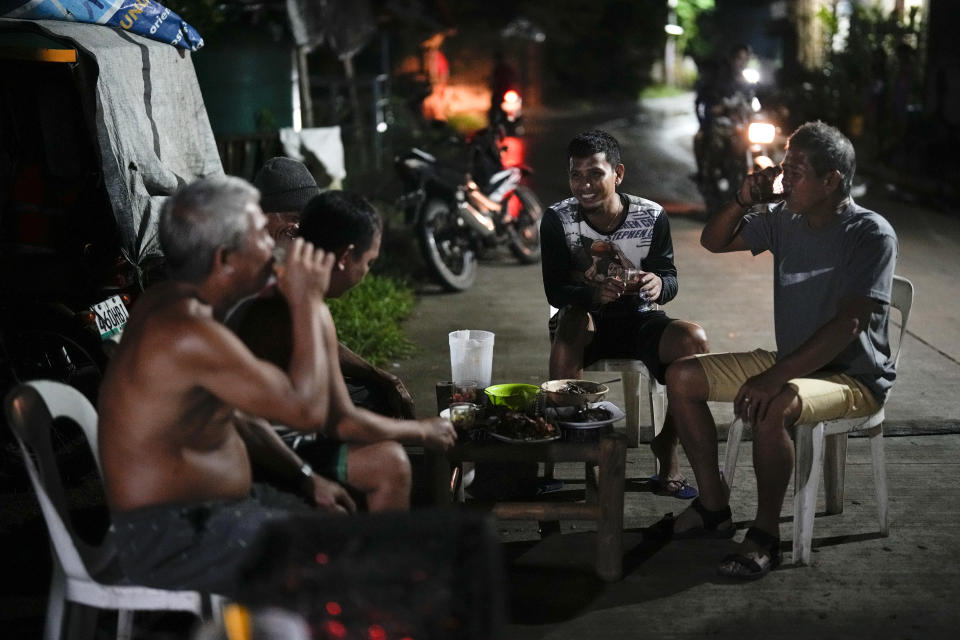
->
[98,176,454,596]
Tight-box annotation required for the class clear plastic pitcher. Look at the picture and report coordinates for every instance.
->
[448,330,495,388]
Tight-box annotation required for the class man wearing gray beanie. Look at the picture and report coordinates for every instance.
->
[253,157,320,243]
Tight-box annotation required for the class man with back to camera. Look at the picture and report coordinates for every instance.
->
[253,157,416,419]
[541,129,710,499]
[665,121,898,579]
[97,176,452,596]
[231,190,456,510]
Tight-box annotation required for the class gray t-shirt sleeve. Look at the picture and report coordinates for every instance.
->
[739,202,784,255]
[841,224,897,304]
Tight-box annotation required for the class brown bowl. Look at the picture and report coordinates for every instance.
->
[539,379,609,407]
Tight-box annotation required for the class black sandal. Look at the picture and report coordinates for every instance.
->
[717,526,782,580]
[672,497,736,539]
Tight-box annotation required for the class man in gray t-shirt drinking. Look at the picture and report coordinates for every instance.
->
[664,121,898,579]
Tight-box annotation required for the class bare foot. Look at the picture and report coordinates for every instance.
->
[649,427,679,477]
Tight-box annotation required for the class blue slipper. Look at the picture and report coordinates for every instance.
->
[649,474,698,500]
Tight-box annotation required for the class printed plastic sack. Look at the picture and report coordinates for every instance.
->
[1,0,203,51]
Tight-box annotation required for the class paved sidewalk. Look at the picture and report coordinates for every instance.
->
[393,97,960,638]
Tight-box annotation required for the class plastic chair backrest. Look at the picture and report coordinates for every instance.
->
[4,380,104,582]
[890,275,914,371]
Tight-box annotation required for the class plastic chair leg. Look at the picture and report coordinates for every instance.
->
[117,610,134,640]
[649,378,666,441]
[823,433,848,515]
[44,563,66,640]
[722,418,745,490]
[868,424,889,536]
[793,422,825,565]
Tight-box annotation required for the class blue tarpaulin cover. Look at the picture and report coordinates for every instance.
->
[1,0,203,51]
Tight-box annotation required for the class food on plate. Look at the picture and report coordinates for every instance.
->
[492,411,557,441]
[569,407,612,423]
[557,381,596,395]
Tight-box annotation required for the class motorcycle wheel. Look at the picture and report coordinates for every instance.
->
[419,199,477,291]
[503,185,542,264]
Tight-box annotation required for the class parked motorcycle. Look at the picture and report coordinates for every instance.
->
[394,127,542,291]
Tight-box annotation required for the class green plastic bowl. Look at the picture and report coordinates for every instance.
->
[484,383,540,411]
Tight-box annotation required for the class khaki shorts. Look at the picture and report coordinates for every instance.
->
[694,349,881,424]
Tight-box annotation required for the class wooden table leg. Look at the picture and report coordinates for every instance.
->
[596,434,627,581]
[426,449,453,505]
[584,462,600,504]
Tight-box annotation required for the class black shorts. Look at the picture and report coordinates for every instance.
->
[111,483,314,597]
[583,309,676,383]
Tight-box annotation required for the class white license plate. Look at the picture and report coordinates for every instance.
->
[91,295,129,341]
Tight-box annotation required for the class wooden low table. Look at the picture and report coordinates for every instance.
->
[427,432,628,581]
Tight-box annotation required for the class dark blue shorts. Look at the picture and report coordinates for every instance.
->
[111,483,314,597]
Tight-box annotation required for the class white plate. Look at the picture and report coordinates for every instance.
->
[546,401,625,429]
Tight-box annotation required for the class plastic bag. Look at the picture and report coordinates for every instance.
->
[1,0,204,51]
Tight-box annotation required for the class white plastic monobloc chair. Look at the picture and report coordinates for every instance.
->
[4,380,221,640]
[549,306,667,451]
[721,275,914,565]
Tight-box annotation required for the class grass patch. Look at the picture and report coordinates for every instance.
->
[327,274,417,367]
[446,111,487,135]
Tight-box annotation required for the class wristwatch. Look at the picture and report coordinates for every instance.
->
[298,462,313,480]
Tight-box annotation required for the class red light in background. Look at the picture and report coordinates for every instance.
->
[324,620,347,639]
[315,552,329,565]
[503,89,520,103]
[368,625,387,640]
[325,601,342,616]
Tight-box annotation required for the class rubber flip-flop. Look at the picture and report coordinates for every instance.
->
[649,474,699,500]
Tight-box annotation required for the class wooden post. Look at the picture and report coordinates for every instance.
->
[296,45,313,128]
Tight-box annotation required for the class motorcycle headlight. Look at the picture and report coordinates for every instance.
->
[748,122,776,145]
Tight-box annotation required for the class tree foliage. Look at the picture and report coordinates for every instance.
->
[521,0,666,101]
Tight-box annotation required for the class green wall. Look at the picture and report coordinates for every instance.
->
[192,26,293,136]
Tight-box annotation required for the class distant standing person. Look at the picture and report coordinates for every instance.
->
[666,121,898,579]
[541,129,709,499]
